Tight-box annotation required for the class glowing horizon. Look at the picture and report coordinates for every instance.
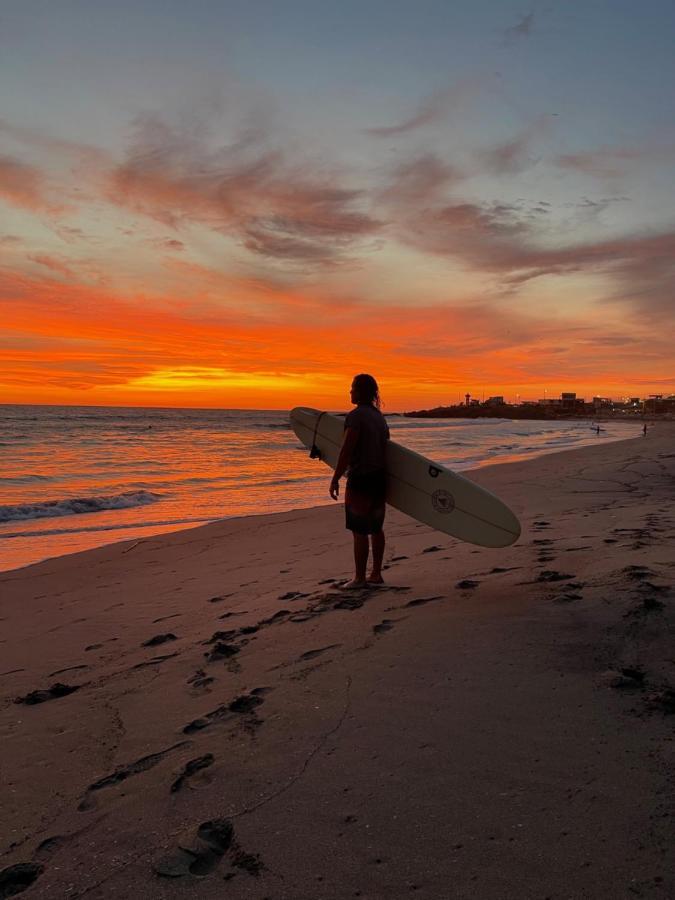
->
[2,2,674,409]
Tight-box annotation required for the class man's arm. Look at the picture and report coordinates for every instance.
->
[329,427,359,499]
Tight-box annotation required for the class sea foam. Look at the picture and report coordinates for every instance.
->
[0,490,162,523]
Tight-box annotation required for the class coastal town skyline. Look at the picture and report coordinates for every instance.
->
[2,388,673,415]
[2,1,675,410]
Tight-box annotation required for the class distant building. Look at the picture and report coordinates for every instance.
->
[644,394,675,414]
[485,396,504,406]
[561,392,576,411]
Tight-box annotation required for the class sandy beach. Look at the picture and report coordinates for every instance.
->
[1,425,674,900]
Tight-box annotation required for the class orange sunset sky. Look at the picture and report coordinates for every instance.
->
[1,1,674,411]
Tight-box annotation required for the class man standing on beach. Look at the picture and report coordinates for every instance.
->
[329,374,389,589]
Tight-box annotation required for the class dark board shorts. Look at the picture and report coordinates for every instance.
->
[345,469,387,535]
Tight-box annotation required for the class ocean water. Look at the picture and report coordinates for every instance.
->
[0,405,638,572]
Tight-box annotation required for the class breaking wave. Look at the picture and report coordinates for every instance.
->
[0,490,162,523]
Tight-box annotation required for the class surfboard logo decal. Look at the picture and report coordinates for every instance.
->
[431,489,455,514]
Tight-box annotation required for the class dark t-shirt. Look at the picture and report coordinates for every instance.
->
[344,403,389,476]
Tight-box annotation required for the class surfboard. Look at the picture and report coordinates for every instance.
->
[290,407,521,548]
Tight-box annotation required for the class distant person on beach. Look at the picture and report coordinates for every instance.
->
[643,423,648,436]
[330,374,389,589]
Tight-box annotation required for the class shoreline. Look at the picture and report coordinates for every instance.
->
[0,425,646,577]
[1,425,674,898]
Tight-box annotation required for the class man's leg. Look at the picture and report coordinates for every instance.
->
[352,532,369,583]
[369,530,385,582]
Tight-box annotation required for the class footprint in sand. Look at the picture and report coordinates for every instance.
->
[225,848,265,878]
[645,688,675,714]
[257,609,291,626]
[153,819,234,878]
[132,653,179,670]
[622,565,654,581]
[298,644,342,661]
[553,592,583,603]
[603,667,646,690]
[187,669,214,690]
[84,637,118,652]
[205,642,240,662]
[456,580,480,590]
[536,570,574,583]
[207,593,235,604]
[170,754,215,793]
[183,691,266,735]
[0,863,44,897]
[625,593,666,616]
[373,619,397,635]
[48,664,88,678]
[333,595,366,611]
[154,820,264,881]
[15,683,80,705]
[142,633,177,647]
[404,595,444,608]
[79,741,190,810]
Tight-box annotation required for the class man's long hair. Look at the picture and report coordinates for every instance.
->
[353,373,382,409]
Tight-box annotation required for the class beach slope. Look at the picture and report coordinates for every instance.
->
[1,426,674,899]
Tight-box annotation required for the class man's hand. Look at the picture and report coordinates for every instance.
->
[329,476,340,500]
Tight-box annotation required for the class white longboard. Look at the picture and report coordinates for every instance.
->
[290,407,520,548]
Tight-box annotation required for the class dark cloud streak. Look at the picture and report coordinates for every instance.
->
[108,114,382,265]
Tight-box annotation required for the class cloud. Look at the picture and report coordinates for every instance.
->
[502,12,535,43]
[106,113,381,265]
[54,225,90,245]
[378,154,461,204]
[27,254,76,278]
[0,155,48,211]
[476,127,546,176]
[381,171,675,317]
[0,118,107,168]
[555,143,675,179]
[556,148,647,179]
[366,92,453,138]
[145,237,185,253]
[365,81,483,138]
[1,265,671,403]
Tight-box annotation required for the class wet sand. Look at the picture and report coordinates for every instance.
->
[1,425,674,899]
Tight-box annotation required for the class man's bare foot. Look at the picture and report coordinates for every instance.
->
[341,579,367,589]
[367,575,384,585]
